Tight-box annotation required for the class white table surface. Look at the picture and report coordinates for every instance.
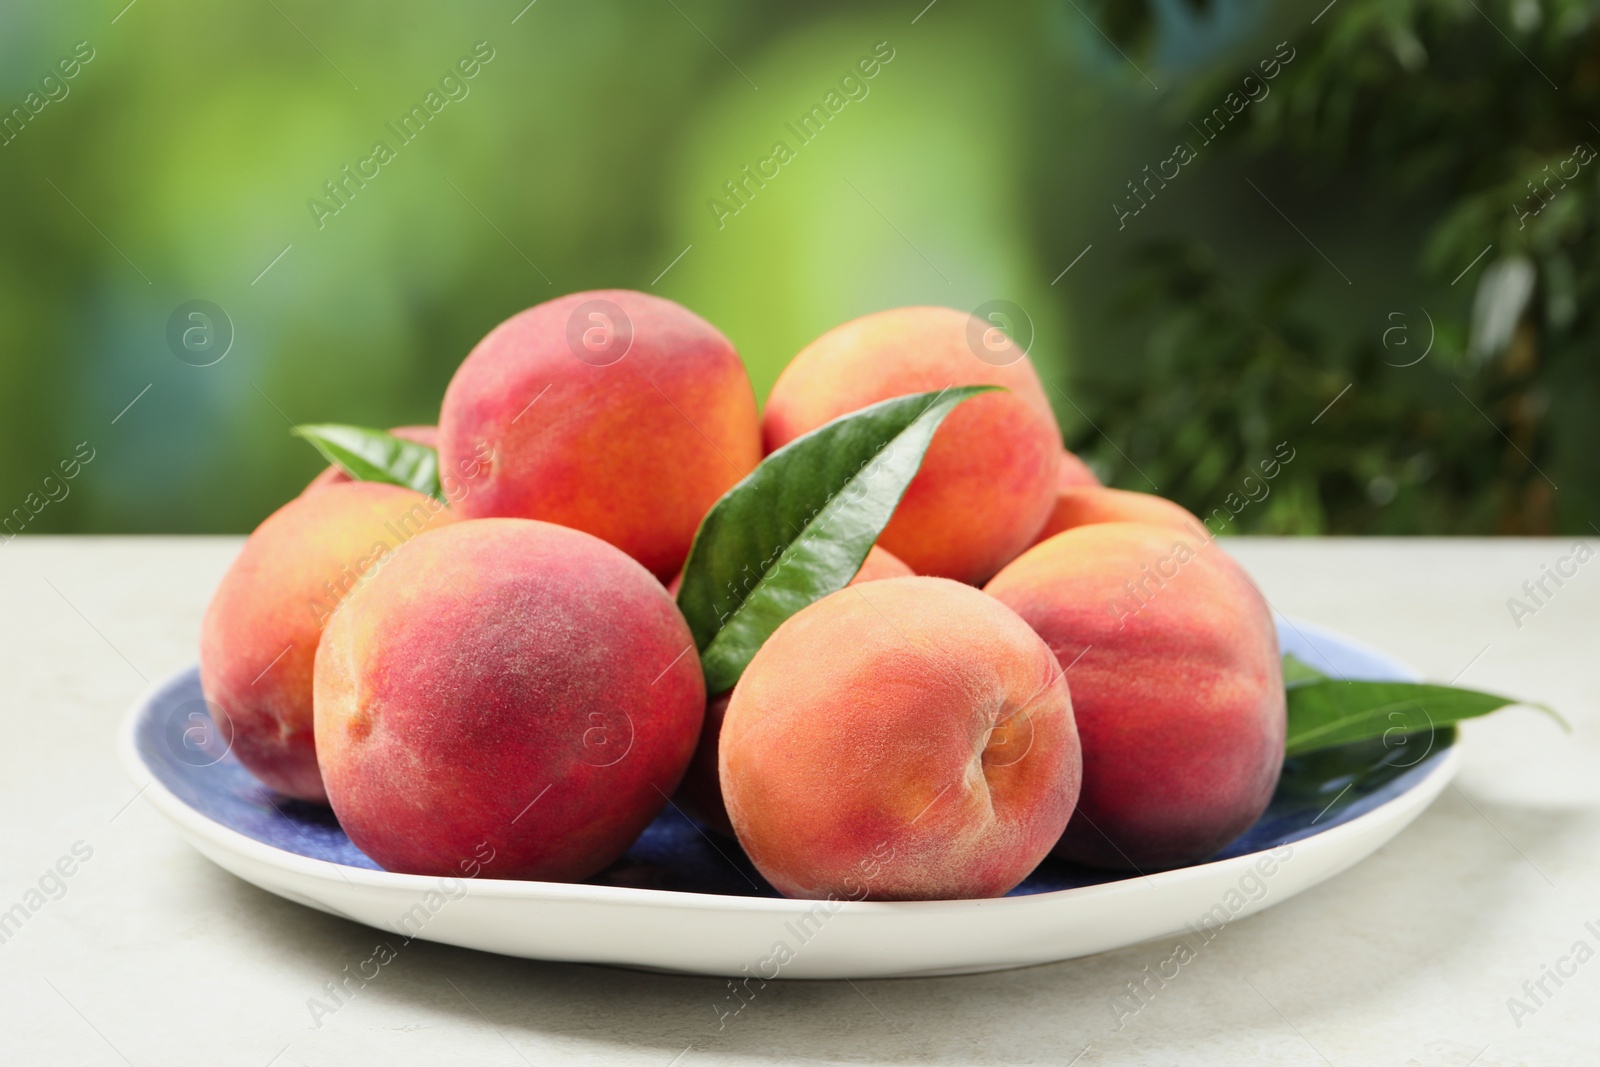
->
[0,536,1593,1066]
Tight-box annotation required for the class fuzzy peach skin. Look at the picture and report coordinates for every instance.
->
[1056,449,1100,490]
[673,544,915,836]
[985,522,1284,871]
[314,519,705,881]
[303,425,437,493]
[1030,485,1200,547]
[720,577,1080,900]
[849,544,917,581]
[199,483,457,802]
[762,307,1062,585]
[437,290,761,580]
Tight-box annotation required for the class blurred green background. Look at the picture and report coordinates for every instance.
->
[3,0,1596,535]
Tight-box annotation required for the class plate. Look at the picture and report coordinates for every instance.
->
[118,618,1458,979]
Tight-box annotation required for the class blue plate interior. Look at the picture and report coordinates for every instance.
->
[136,620,1451,898]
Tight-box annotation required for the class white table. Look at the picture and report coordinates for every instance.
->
[1,537,1594,1065]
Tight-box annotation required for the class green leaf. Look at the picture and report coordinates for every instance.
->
[1274,728,1458,827]
[1281,652,1327,689]
[292,424,442,500]
[677,386,999,695]
[1285,679,1565,757]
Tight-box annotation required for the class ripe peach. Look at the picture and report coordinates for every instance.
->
[199,483,457,802]
[1056,449,1100,490]
[437,290,762,580]
[985,522,1284,870]
[314,519,705,881]
[672,544,915,835]
[720,577,1080,900]
[762,307,1062,585]
[303,425,438,493]
[851,544,917,581]
[1031,485,1199,546]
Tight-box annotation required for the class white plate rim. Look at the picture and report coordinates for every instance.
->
[117,618,1458,921]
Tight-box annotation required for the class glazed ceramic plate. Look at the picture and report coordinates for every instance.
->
[119,618,1458,979]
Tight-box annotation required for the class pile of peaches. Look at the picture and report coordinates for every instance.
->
[201,290,1285,902]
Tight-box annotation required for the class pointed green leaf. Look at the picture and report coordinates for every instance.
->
[1274,728,1459,826]
[677,386,999,694]
[293,424,442,500]
[1285,679,1565,757]
[1282,652,1328,689]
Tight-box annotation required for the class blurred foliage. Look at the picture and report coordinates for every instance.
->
[1073,0,1600,533]
[0,0,1596,535]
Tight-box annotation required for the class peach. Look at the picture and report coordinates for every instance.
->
[762,307,1062,585]
[1056,449,1100,490]
[438,290,762,580]
[199,483,457,802]
[303,425,438,493]
[314,519,705,881]
[1031,485,1199,546]
[851,544,917,581]
[672,544,914,835]
[985,522,1284,870]
[720,577,1080,900]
